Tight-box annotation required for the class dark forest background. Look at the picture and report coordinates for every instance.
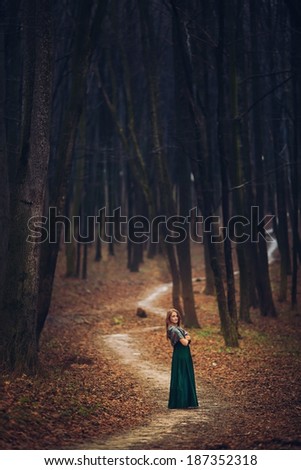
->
[0,0,300,374]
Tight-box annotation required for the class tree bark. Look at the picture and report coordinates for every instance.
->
[4,0,22,186]
[137,0,184,316]
[172,1,198,327]
[37,0,109,338]
[0,0,53,373]
[0,17,10,311]
[285,0,301,307]
[216,0,238,329]
[249,0,277,317]
[170,0,237,343]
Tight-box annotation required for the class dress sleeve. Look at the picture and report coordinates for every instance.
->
[168,326,185,346]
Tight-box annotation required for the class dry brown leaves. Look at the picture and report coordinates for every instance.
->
[0,244,301,450]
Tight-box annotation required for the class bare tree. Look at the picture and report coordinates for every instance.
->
[0,0,53,372]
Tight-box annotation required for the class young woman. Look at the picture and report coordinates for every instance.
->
[166,308,198,409]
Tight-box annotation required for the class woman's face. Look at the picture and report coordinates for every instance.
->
[169,311,179,325]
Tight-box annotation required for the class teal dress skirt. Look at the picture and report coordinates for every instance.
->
[167,326,198,409]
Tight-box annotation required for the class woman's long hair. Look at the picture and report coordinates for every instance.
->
[165,308,182,339]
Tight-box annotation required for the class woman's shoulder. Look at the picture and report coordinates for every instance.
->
[168,325,185,336]
[167,325,178,336]
[168,325,179,332]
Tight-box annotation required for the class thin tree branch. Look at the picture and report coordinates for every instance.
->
[239,70,292,85]
[229,161,294,192]
[237,75,293,120]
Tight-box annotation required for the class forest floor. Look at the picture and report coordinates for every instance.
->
[1,243,301,450]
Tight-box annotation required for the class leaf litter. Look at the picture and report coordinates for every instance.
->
[0,244,301,449]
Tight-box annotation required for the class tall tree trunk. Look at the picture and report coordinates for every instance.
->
[126,164,143,273]
[170,0,237,343]
[172,3,198,327]
[203,233,215,295]
[285,0,301,307]
[274,122,291,301]
[0,17,10,310]
[37,0,109,338]
[228,0,252,322]
[217,0,238,329]
[265,0,290,302]
[0,0,53,373]
[94,141,105,262]
[4,0,22,185]
[137,0,184,316]
[1,0,22,308]
[250,0,276,317]
[81,110,90,280]
[106,151,115,257]
[65,141,85,277]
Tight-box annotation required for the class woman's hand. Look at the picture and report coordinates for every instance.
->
[180,336,191,346]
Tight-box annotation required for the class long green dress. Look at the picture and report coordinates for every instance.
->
[167,325,198,409]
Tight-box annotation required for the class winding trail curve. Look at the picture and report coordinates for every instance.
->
[83,285,232,450]
[82,235,278,449]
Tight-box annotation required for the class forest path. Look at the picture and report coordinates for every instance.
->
[81,285,235,450]
[82,238,279,449]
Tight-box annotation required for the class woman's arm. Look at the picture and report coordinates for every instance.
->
[179,337,190,346]
[178,329,192,346]
[169,326,191,346]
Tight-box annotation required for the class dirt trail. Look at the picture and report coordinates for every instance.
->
[81,286,233,450]
[77,236,283,449]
